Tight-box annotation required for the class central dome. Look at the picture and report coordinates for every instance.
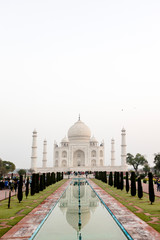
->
[68,119,91,141]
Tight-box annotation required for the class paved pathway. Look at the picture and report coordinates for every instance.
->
[88,179,160,240]
[0,189,17,201]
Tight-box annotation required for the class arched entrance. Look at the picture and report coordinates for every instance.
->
[73,150,85,167]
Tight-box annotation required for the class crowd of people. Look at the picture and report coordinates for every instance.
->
[0,179,19,192]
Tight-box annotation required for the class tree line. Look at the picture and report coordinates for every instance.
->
[95,171,155,204]
[8,172,63,208]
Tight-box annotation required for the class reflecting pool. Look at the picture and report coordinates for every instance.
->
[33,179,129,240]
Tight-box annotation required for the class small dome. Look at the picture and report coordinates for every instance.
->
[61,136,69,142]
[68,119,91,141]
[90,136,98,142]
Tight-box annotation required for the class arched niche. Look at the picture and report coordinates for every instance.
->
[73,150,85,167]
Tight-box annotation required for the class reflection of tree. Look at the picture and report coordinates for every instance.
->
[59,180,98,231]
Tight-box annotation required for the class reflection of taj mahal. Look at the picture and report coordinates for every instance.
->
[31,117,128,172]
[59,180,99,231]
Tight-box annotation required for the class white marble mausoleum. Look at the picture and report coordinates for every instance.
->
[31,117,128,173]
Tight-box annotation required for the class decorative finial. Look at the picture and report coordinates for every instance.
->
[78,114,80,121]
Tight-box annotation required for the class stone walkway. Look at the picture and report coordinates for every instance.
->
[88,179,160,240]
[0,190,16,201]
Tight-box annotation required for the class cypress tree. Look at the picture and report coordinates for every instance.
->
[62,172,63,180]
[50,172,53,185]
[95,171,99,179]
[98,171,101,181]
[138,177,143,199]
[117,172,120,189]
[57,172,59,182]
[47,172,50,186]
[17,175,23,203]
[114,172,117,188]
[35,173,39,193]
[126,172,129,193]
[46,173,49,186]
[31,173,36,196]
[25,177,29,198]
[110,172,113,186]
[43,173,46,189]
[109,172,111,186]
[53,172,56,183]
[50,172,53,184]
[108,172,111,186]
[8,190,11,208]
[40,175,43,191]
[131,172,136,196]
[104,171,107,183]
[120,172,124,190]
[97,171,100,180]
[99,171,102,181]
[148,172,155,204]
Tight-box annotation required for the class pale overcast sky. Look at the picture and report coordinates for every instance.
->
[0,0,160,169]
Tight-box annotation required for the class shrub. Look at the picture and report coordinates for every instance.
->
[140,174,145,179]
[143,179,147,183]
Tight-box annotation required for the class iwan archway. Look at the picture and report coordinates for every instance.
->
[73,150,85,167]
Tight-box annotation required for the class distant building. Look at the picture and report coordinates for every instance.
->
[31,117,128,172]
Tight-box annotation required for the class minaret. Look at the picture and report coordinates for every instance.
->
[111,138,115,166]
[31,129,37,172]
[42,139,47,168]
[121,128,127,166]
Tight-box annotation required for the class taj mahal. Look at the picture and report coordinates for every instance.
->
[31,117,128,173]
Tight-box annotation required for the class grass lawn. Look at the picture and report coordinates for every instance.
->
[0,179,67,238]
[92,179,160,233]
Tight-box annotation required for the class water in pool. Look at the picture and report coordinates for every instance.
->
[33,179,128,240]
